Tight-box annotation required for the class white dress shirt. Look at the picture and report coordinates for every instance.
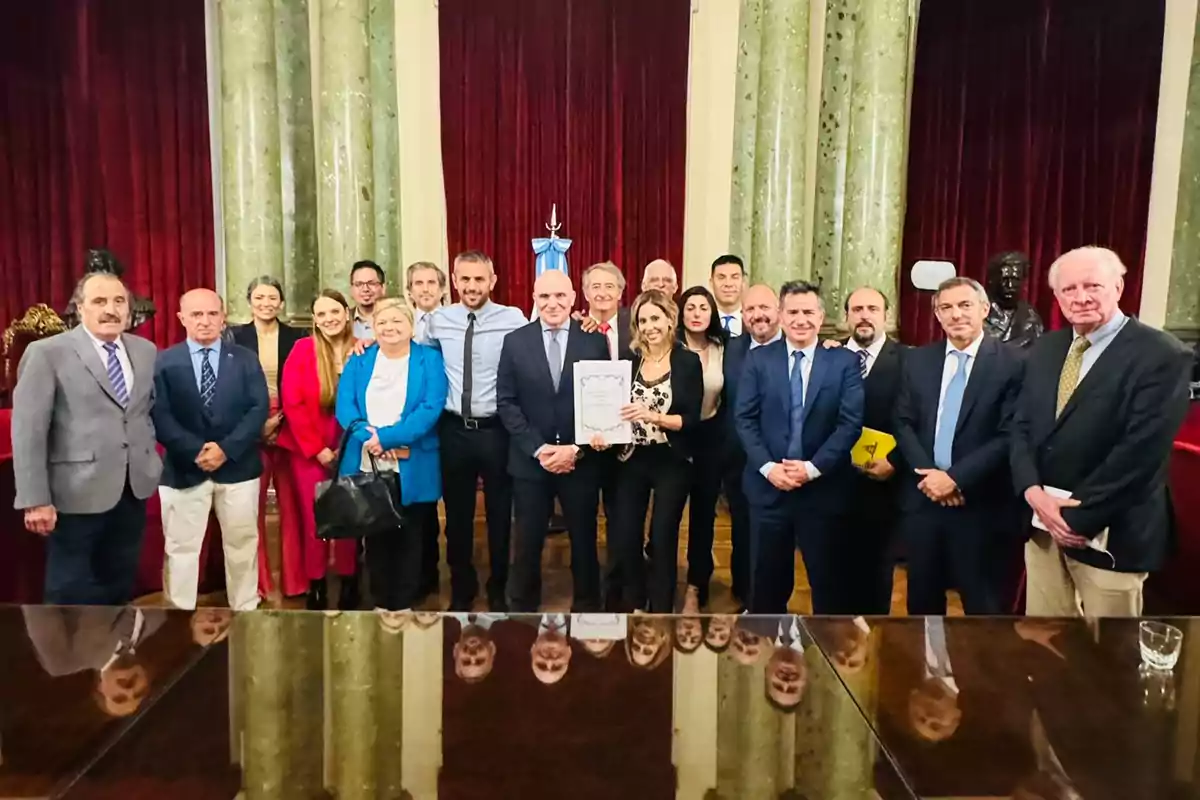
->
[719,308,743,337]
[83,327,134,395]
[748,330,782,350]
[923,616,959,694]
[362,352,410,472]
[935,332,984,434]
[760,339,821,481]
[1077,309,1128,382]
[845,334,886,378]
[589,311,621,360]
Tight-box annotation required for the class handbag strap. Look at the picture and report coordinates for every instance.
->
[332,418,382,475]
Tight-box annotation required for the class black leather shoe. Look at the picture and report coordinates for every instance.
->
[488,595,509,614]
[306,579,327,611]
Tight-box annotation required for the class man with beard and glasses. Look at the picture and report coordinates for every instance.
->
[425,250,527,611]
[349,260,387,341]
[839,286,908,614]
[13,270,162,605]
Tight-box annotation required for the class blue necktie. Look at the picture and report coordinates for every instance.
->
[787,350,805,459]
[934,351,969,469]
[102,342,129,406]
[722,315,734,332]
[200,348,217,409]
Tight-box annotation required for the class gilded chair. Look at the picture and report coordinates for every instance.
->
[2,304,67,408]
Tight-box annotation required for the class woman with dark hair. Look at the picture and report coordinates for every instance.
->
[677,286,728,611]
[279,289,360,609]
[229,276,307,600]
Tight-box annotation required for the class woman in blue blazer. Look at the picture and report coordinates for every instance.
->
[336,298,448,610]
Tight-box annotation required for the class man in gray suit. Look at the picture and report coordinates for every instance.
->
[12,271,162,605]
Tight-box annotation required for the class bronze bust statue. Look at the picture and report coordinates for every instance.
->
[983,251,1043,348]
[62,248,156,331]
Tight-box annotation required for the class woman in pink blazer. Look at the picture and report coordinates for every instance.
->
[279,290,359,610]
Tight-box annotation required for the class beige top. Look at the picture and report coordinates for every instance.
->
[697,345,724,421]
[256,325,280,401]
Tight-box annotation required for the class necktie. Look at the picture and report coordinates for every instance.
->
[722,315,734,332]
[1056,336,1092,417]
[461,312,476,417]
[200,348,217,409]
[857,348,869,378]
[934,351,969,469]
[102,342,129,406]
[787,350,806,459]
[547,328,563,391]
[597,321,614,358]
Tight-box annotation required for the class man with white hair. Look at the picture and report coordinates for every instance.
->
[641,258,678,296]
[894,276,1024,615]
[1012,246,1191,617]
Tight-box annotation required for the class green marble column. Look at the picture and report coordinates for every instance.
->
[715,656,793,799]
[1168,18,1200,337]
[729,0,812,288]
[241,612,288,800]
[375,623,405,798]
[328,613,380,799]
[838,0,911,322]
[284,612,325,797]
[274,0,319,314]
[220,0,285,322]
[318,0,375,295]
[369,0,402,288]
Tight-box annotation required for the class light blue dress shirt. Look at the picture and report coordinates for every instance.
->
[1077,309,1128,382]
[425,301,527,416]
[186,338,222,392]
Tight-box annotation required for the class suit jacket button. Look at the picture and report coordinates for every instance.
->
[121,443,129,449]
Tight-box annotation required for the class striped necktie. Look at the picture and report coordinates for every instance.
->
[102,342,129,406]
[200,348,217,409]
[857,348,869,378]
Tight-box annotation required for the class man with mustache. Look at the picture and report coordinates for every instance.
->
[425,250,527,611]
[153,289,270,611]
[840,286,908,614]
[13,269,162,605]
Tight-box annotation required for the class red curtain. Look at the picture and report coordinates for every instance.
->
[439,0,690,310]
[899,0,1163,344]
[0,0,214,348]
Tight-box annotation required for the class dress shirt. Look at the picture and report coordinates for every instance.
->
[538,613,569,637]
[719,308,743,337]
[186,338,222,393]
[101,609,146,673]
[773,615,806,653]
[1076,309,1128,382]
[845,334,886,378]
[362,352,410,472]
[760,339,820,482]
[413,308,435,344]
[540,319,569,377]
[449,612,505,631]
[748,330,782,350]
[352,309,374,341]
[935,332,984,435]
[589,311,621,360]
[923,616,959,694]
[83,327,135,395]
[427,301,527,417]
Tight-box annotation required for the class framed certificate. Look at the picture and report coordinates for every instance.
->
[574,359,632,445]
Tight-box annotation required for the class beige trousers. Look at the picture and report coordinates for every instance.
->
[1024,531,1146,617]
[160,478,261,611]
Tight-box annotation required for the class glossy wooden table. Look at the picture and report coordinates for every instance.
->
[1,608,1197,799]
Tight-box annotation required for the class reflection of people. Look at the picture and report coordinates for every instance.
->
[895,277,1023,615]
[739,615,810,712]
[154,289,269,611]
[1012,247,1193,617]
[530,613,572,684]
[625,618,671,670]
[704,615,736,653]
[497,271,608,612]
[450,612,505,683]
[23,606,165,717]
[673,615,703,654]
[828,617,871,675]
[983,251,1044,349]
[13,271,162,605]
[1011,711,1083,800]
[736,281,865,614]
[730,620,766,666]
[191,608,234,646]
[908,617,962,742]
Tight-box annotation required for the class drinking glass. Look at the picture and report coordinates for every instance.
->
[1139,621,1183,671]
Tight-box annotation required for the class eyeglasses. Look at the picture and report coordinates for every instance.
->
[352,280,382,289]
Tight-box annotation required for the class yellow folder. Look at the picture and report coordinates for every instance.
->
[851,427,897,467]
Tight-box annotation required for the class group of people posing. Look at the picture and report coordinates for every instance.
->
[12,245,1193,620]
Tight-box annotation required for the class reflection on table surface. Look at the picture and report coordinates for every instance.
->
[1,608,1198,799]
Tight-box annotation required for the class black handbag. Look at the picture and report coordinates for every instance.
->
[314,420,405,540]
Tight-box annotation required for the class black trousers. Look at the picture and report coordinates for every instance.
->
[415,502,441,597]
[438,414,512,608]
[510,464,601,612]
[612,444,691,613]
[685,420,751,602]
[904,506,1003,616]
[44,482,147,606]
[597,451,624,609]
[366,501,431,611]
[749,494,847,615]
[840,478,899,615]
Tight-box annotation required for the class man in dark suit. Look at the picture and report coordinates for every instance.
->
[498,270,610,612]
[154,289,269,611]
[895,277,1023,615]
[838,286,908,614]
[721,283,781,605]
[1012,247,1192,617]
[736,280,864,614]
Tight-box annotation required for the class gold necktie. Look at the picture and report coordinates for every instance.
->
[1056,336,1092,416]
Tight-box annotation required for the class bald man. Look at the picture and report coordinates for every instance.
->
[641,259,679,296]
[153,289,269,611]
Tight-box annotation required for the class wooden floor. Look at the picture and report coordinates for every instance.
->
[149,495,964,616]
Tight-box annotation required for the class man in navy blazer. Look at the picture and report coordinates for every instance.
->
[153,289,269,611]
[498,271,610,612]
[720,284,782,605]
[895,277,1024,616]
[736,280,864,614]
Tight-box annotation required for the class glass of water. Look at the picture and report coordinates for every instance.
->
[1139,621,1183,671]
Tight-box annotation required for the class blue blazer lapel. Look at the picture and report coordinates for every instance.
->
[953,337,993,436]
[802,345,829,423]
[403,346,424,417]
[771,341,791,422]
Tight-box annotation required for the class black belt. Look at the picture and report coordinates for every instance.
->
[444,412,502,430]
